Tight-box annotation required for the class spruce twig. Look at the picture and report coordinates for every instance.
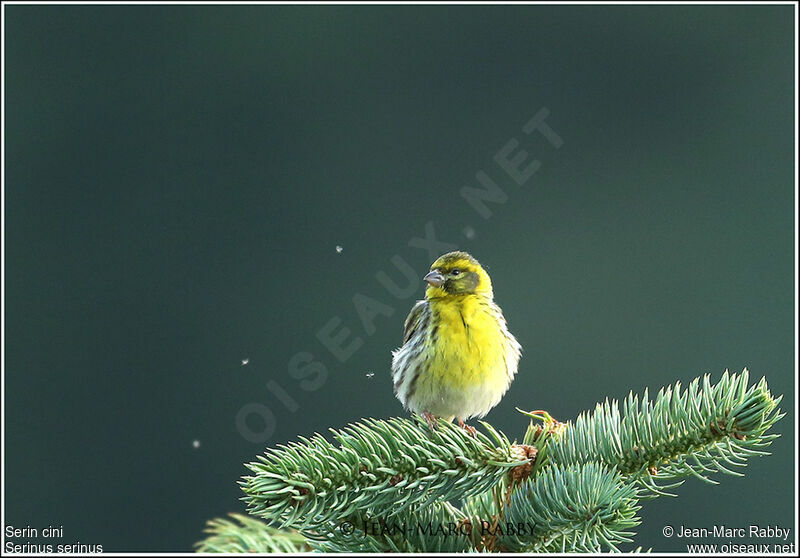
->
[501,462,641,553]
[193,513,309,553]
[197,369,783,553]
[305,502,475,553]
[240,416,527,529]
[547,369,784,496]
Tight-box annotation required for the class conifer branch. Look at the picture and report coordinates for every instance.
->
[240,416,527,529]
[304,502,475,553]
[197,369,784,553]
[547,369,784,496]
[501,462,641,553]
[193,513,309,553]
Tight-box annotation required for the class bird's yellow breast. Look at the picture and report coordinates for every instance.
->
[426,295,509,388]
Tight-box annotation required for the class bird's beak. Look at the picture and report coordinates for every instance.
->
[424,270,445,287]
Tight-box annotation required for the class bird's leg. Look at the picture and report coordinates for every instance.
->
[421,412,438,432]
[457,418,477,437]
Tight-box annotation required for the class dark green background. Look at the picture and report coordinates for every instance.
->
[4,4,795,552]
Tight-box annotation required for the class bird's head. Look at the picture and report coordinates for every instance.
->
[423,251,493,299]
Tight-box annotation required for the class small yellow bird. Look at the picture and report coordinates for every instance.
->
[391,251,521,433]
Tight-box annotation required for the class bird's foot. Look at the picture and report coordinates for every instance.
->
[421,412,438,432]
[457,418,478,437]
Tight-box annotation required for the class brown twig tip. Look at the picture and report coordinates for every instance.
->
[389,474,404,486]
[509,444,539,484]
[477,515,501,552]
[709,420,726,436]
[456,518,473,536]
[709,418,747,440]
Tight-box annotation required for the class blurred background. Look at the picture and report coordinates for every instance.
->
[4,4,795,552]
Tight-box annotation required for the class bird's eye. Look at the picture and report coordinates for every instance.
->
[451,269,461,276]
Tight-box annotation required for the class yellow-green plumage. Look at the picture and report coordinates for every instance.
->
[391,251,521,423]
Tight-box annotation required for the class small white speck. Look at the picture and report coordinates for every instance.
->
[192,440,201,449]
[241,358,250,366]
[335,245,343,253]
[462,226,476,240]
[365,371,375,378]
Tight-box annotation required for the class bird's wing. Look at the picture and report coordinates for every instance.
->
[402,300,428,344]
